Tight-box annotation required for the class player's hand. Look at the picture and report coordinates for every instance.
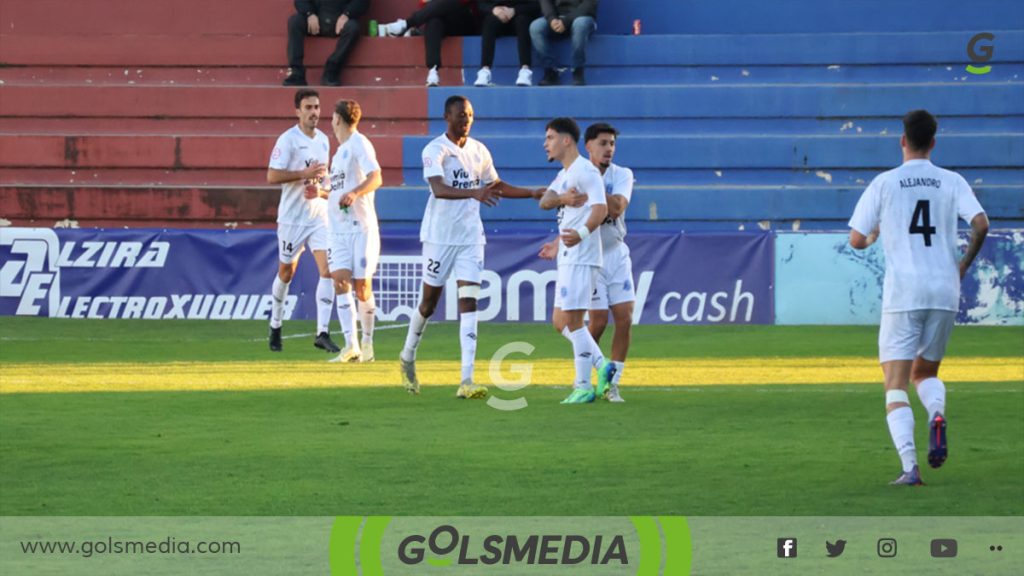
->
[538,240,558,260]
[307,14,320,35]
[560,228,582,247]
[302,161,327,181]
[959,260,969,280]
[340,192,356,207]
[473,185,499,207]
[560,188,587,208]
[551,18,566,33]
[335,14,348,35]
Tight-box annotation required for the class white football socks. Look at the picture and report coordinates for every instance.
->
[886,406,917,472]
[401,310,428,362]
[568,327,595,390]
[358,294,376,345]
[270,277,289,329]
[335,291,358,350]
[316,278,334,335]
[460,311,478,383]
[916,377,946,421]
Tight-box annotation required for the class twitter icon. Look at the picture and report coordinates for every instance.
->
[826,540,847,558]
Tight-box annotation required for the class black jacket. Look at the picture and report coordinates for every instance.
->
[478,0,540,13]
[539,0,597,24]
[294,0,370,21]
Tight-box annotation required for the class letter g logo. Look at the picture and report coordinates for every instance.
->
[966,32,995,75]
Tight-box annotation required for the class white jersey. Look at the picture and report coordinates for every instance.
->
[268,125,330,226]
[552,155,606,267]
[420,133,499,246]
[328,131,382,233]
[597,163,635,254]
[849,159,984,313]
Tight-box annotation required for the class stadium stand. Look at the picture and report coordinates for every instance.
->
[0,0,1021,229]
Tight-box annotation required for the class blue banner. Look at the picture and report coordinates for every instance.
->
[0,228,775,325]
[775,230,1024,325]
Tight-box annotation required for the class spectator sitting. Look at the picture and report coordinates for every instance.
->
[377,0,481,87]
[474,1,542,87]
[529,0,597,86]
[284,0,370,87]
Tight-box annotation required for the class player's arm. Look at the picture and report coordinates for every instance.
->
[607,168,634,220]
[848,178,881,250]
[849,227,879,250]
[492,180,547,199]
[561,201,607,247]
[538,187,587,210]
[427,176,498,206]
[340,170,383,206]
[606,194,629,220]
[267,163,324,185]
[959,212,989,279]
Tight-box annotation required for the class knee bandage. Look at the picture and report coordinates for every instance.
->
[457,285,481,300]
[885,389,910,406]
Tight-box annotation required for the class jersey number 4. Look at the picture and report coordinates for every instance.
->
[909,200,936,247]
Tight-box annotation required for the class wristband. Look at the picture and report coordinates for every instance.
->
[575,226,591,241]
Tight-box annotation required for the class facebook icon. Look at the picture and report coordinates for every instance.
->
[777,538,798,558]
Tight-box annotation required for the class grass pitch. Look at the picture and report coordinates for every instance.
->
[0,318,1021,516]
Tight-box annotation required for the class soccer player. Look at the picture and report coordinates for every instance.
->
[325,99,382,363]
[399,95,541,398]
[541,122,634,402]
[537,117,610,404]
[266,89,341,354]
[848,109,988,486]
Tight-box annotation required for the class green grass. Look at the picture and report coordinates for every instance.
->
[0,318,1021,516]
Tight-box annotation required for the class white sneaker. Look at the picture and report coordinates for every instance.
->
[426,66,439,87]
[360,341,375,363]
[474,68,492,87]
[515,68,533,87]
[378,18,407,37]
[328,345,362,363]
[607,384,625,403]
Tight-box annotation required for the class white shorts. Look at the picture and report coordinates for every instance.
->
[277,222,328,264]
[328,230,380,279]
[555,264,599,311]
[878,309,956,363]
[422,242,484,287]
[591,243,636,309]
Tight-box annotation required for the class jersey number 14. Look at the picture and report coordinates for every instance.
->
[909,199,937,247]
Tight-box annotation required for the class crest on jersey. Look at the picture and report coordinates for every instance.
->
[342,149,350,160]
[423,157,434,168]
[272,147,282,160]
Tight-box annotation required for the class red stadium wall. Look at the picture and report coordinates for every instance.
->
[0,0,448,227]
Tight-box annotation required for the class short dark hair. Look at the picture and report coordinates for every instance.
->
[903,109,937,151]
[546,117,580,143]
[584,122,619,143]
[334,99,362,126]
[444,95,469,115]
[294,88,319,109]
